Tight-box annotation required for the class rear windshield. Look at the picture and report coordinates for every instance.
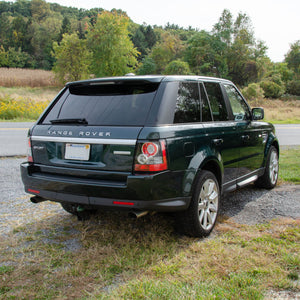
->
[42,81,160,126]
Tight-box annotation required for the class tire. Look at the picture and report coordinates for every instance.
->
[255,145,279,189]
[175,170,220,237]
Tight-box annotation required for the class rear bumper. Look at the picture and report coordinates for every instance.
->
[20,162,190,212]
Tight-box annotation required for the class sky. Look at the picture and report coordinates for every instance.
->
[46,0,299,62]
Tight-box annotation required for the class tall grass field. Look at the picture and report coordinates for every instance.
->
[0,68,58,87]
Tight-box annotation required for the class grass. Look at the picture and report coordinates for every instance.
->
[249,98,300,124]
[0,86,59,102]
[279,146,300,184]
[0,212,299,299]
[0,68,59,88]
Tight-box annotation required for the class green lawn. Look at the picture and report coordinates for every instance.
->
[279,146,300,184]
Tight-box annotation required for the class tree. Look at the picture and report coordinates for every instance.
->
[164,60,191,75]
[87,11,139,77]
[149,31,184,74]
[213,9,233,46]
[212,9,268,86]
[185,30,227,76]
[10,16,28,49]
[0,13,11,49]
[285,40,300,76]
[131,24,157,60]
[52,33,92,84]
[0,46,8,67]
[59,16,71,41]
[30,0,51,23]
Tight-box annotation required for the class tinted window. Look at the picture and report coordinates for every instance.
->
[204,82,228,121]
[42,82,159,126]
[223,84,251,121]
[199,83,212,122]
[173,82,200,123]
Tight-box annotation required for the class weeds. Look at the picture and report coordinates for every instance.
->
[0,95,50,120]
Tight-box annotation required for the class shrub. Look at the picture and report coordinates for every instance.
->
[286,80,300,96]
[241,83,264,101]
[260,80,285,99]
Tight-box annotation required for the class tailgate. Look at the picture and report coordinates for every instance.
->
[31,125,140,172]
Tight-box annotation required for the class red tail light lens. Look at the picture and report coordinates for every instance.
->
[27,137,33,162]
[134,140,168,172]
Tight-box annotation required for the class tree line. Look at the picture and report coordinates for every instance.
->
[0,0,299,97]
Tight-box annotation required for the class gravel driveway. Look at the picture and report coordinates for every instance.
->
[1,157,299,236]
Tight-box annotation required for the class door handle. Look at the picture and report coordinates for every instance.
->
[212,138,223,146]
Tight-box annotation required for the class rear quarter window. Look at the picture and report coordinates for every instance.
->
[173,82,200,123]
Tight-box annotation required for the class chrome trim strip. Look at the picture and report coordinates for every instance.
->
[31,136,137,145]
[113,151,132,155]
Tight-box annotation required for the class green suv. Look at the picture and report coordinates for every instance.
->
[21,76,279,237]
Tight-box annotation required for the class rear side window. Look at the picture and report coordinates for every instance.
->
[173,82,200,123]
[42,82,159,126]
[204,82,228,121]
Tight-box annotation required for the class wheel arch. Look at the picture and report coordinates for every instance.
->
[186,157,223,197]
[263,133,280,167]
[200,159,223,190]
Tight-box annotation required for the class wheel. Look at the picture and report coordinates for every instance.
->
[175,170,220,237]
[255,146,279,189]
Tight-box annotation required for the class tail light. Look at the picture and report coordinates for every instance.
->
[27,137,33,162]
[134,140,168,172]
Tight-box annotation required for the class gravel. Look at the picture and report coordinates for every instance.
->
[0,157,65,236]
[1,157,299,237]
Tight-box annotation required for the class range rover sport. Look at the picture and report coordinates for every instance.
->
[21,75,279,237]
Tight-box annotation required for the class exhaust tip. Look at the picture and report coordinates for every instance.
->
[128,211,149,219]
[30,196,47,204]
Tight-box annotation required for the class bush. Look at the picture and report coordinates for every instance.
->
[286,80,300,96]
[241,83,264,101]
[260,80,285,99]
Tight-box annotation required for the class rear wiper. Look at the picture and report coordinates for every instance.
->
[50,118,88,125]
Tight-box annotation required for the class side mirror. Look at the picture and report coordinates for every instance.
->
[252,107,264,120]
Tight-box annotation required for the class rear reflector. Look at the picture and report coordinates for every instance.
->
[113,201,134,206]
[28,188,40,194]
